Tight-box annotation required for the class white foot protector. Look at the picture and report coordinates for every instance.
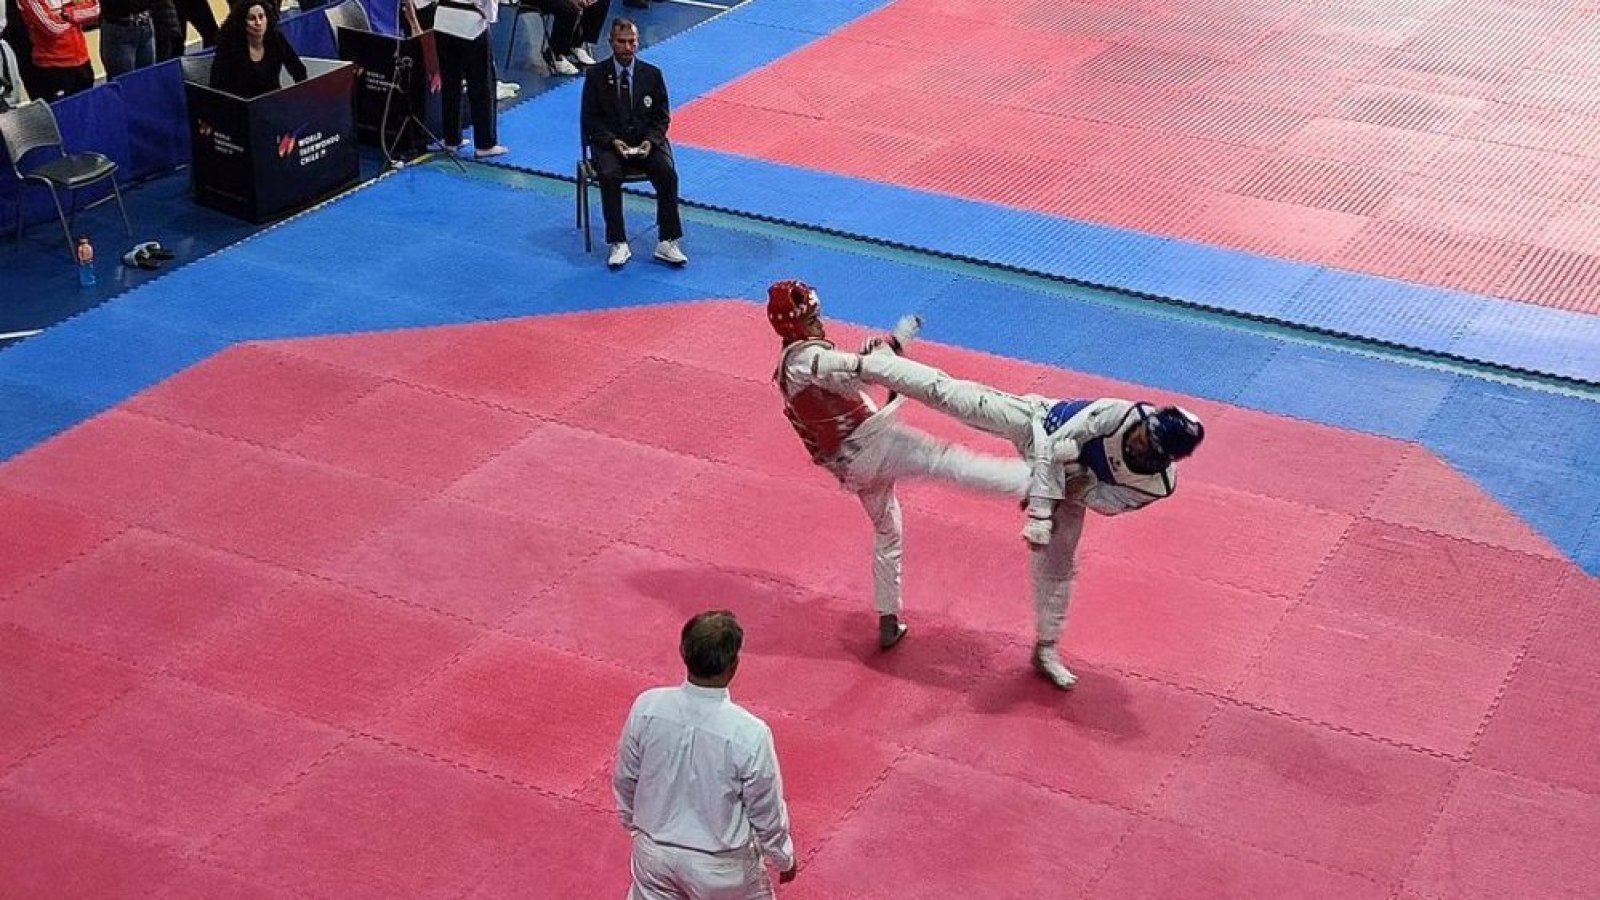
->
[1032,644,1077,690]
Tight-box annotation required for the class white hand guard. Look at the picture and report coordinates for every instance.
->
[861,314,924,356]
[1021,512,1055,546]
[891,313,923,349]
[810,348,863,378]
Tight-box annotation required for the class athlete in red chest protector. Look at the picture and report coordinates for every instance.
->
[769,279,1032,650]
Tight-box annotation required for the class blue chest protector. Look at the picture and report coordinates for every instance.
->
[1043,400,1116,484]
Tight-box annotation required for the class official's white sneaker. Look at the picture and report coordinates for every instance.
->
[475,144,509,159]
[571,45,597,66]
[495,80,520,100]
[891,313,923,347]
[608,242,632,268]
[653,238,688,265]
[550,56,581,76]
[1032,643,1078,690]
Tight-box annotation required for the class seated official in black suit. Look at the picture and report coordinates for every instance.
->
[208,0,305,99]
[580,17,686,270]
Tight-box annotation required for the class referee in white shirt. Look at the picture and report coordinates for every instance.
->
[614,610,798,898]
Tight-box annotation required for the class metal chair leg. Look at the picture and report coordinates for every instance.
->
[577,164,591,253]
[45,185,75,262]
[110,177,132,237]
[541,13,554,74]
[504,9,520,70]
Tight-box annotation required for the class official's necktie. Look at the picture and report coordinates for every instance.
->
[619,69,633,118]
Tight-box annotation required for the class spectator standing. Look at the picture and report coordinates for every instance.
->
[431,0,507,157]
[2,0,42,100]
[98,0,155,78]
[1,0,32,107]
[151,0,183,62]
[17,0,95,100]
[172,0,215,47]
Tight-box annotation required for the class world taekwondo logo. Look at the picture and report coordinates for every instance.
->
[277,125,313,159]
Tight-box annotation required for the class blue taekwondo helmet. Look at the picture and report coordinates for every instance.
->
[1147,406,1205,462]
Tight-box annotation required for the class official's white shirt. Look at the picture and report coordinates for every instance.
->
[614,683,795,872]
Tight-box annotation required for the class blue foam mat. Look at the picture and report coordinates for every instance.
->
[0,379,104,461]
[1236,345,1460,441]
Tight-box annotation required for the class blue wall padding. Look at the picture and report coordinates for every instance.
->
[116,61,191,180]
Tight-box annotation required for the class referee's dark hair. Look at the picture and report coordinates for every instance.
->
[681,610,743,681]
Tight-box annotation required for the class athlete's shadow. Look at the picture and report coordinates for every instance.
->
[626,564,988,697]
[626,564,1143,740]
[965,660,1147,742]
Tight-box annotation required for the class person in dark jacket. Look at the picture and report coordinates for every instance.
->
[151,0,184,62]
[173,0,215,47]
[208,0,304,98]
[579,17,686,268]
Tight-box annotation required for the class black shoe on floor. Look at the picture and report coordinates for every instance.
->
[878,614,908,650]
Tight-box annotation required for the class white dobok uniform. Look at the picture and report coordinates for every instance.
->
[835,350,1181,644]
[776,338,1031,616]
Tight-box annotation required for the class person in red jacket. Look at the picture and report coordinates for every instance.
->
[18,0,93,100]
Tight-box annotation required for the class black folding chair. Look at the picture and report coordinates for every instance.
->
[577,139,652,253]
[1,100,132,259]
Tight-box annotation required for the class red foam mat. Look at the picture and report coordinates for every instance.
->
[0,303,1593,897]
[676,0,1600,313]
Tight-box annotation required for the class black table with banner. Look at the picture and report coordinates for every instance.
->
[336,26,443,158]
[180,57,360,223]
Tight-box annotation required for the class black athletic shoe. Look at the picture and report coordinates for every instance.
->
[878,614,908,650]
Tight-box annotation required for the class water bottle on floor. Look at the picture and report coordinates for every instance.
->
[76,235,97,288]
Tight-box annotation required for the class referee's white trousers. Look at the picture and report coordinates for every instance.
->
[628,833,775,900]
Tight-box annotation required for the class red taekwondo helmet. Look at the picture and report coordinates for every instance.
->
[767,280,821,341]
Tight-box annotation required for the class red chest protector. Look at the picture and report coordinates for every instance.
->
[775,340,873,464]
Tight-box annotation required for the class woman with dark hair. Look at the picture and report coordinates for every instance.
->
[208,0,304,98]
